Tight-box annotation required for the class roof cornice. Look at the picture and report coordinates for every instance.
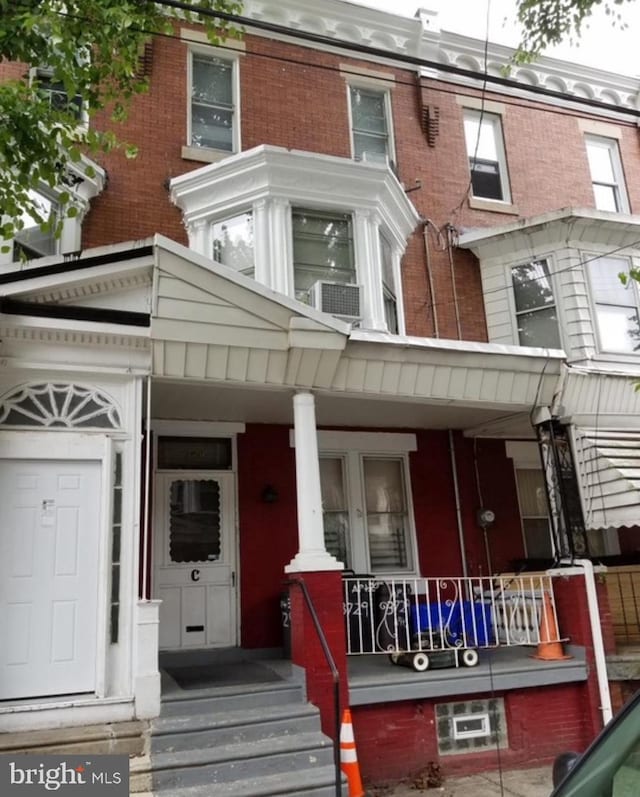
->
[240,0,640,119]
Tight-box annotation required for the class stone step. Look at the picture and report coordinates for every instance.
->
[151,732,334,791]
[160,682,304,718]
[152,764,346,796]
[0,721,146,758]
[151,702,322,752]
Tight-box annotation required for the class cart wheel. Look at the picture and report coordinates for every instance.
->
[462,648,479,667]
[412,652,430,672]
[388,652,401,665]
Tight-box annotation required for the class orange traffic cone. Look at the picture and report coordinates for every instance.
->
[340,708,364,797]
[532,591,572,661]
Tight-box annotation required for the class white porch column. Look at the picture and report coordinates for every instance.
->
[285,391,342,573]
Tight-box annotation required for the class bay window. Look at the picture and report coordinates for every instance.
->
[589,255,640,353]
[212,211,254,277]
[292,209,355,303]
[511,259,561,348]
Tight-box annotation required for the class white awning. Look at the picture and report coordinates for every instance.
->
[572,428,640,530]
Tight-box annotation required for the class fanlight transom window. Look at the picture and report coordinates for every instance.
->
[0,383,121,429]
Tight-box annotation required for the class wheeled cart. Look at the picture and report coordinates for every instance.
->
[389,645,479,672]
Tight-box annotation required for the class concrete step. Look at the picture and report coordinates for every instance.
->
[151,731,334,791]
[152,764,346,796]
[160,682,305,717]
[151,702,322,752]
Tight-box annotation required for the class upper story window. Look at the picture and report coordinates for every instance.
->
[511,260,561,348]
[212,211,254,277]
[585,135,629,213]
[292,210,355,304]
[380,233,398,334]
[589,255,640,353]
[463,109,510,203]
[33,67,83,120]
[13,190,59,261]
[349,85,393,166]
[189,51,238,154]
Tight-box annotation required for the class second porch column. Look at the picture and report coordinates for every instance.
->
[285,391,342,573]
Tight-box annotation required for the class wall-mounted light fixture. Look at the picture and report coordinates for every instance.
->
[261,484,279,504]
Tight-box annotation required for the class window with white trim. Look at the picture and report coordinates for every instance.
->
[33,67,83,121]
[349,85,393,165]
[514,468,554,560]
[511,259,561,348]
[585,135,629,213]
[320,451,415,574]
[13,189,59,261]
[189,51,237,153]
[212,211,254,277]
[292,209,356,303]
[463,109,510,203]
[380,232,398,334]
[589,255,640,353]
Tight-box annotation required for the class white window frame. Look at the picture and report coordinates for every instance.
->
[183,41,242,163]
[347,81,396,168]
[509,258,561,349]
[584,134,629,214]
[463,107,511,206]
[316,431,419,576]
[586,253,640,355]
[506,442,554,560]
[0,160,105,269]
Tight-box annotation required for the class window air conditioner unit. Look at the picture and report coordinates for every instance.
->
[311,281,362,321]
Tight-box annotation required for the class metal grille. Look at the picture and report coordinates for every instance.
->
[314,281,361,318]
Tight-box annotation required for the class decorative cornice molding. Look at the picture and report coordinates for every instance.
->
[24,271,153,306]
[0,325,150,349]
[170,144,420,246]
[241,0,640,119]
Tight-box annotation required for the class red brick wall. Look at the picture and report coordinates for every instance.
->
[352,684,592,785]
[289,571,348,739]
[5,26,640,343]
[236,424,527,649]
[237,424,298,649]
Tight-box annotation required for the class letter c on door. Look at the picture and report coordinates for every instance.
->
[191,569,200,582]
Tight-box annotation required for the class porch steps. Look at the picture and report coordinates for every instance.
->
[141,671,346,796]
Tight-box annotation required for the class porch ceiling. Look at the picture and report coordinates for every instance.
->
[151,378,537,434]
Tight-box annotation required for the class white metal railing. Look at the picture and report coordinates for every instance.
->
[342,575,561,655]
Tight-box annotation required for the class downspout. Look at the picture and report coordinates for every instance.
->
[555,559,613,726]
[449,430,468,578]
[422,220,440,338]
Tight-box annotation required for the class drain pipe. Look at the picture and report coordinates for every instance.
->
[449,430,468,578]
[554,559,612,726]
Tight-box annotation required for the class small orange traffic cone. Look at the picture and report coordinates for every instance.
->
[340,708,364,797]
[532,591,572,661]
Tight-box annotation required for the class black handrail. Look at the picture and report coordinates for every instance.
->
[286,577,342,797]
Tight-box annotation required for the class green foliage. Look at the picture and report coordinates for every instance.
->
[514,0,630,63]
[0,0,242,243]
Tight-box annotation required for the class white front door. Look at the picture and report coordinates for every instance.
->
[0,459,101,700]
[154,472,236,649]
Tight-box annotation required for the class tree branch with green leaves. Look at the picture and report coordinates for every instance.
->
[0,0,242,247]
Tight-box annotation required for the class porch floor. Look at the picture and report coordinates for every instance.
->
[157,645,587,706]
[347,645,587,705]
